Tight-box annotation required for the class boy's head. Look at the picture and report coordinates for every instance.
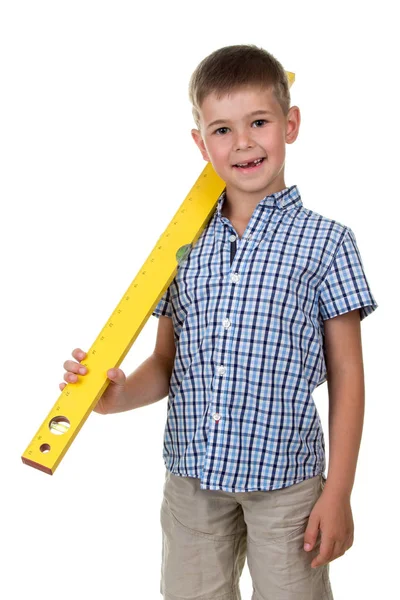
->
[189,45,300,205]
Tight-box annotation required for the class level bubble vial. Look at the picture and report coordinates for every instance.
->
[49,416,71,435]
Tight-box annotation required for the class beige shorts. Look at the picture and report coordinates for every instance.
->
[160,470,334,600]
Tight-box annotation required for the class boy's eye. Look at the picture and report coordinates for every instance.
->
[252,119,268,127]
[214,127,230,135]
[213,120,268,135]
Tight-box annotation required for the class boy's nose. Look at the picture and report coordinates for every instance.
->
[233,130,254,151]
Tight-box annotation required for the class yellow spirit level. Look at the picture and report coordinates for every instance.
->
[22,72,295,474]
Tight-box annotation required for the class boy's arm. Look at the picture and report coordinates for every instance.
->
[106,316,176,414]
[303,307,362,567]
[322,308,365,498]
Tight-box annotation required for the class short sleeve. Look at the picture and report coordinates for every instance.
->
[152,286,173,319]
[318,227,378,321]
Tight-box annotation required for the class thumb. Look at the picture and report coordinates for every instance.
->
[107,368,126,384]
[303,512,320,552]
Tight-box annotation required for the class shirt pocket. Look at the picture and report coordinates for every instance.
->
[173,250,225,326]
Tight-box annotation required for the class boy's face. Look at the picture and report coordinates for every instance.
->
[191,85,300,205]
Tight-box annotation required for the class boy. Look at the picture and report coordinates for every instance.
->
[61,45,378,599]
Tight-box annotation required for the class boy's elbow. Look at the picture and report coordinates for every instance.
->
[153,351,174,380]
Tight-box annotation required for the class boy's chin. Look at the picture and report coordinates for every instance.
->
[225,177,285,198]
[226,178,272,191]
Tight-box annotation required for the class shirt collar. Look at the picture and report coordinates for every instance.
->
[216,184,303,219]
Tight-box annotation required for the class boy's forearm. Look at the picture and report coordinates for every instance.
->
[107,353,173,414]
[323,365,365,498]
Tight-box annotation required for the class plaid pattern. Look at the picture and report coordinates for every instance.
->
[152,185,378,492]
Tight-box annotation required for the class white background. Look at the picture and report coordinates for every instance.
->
[1,1,397,598]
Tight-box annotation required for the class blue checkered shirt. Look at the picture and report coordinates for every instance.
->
[152,185,378,492]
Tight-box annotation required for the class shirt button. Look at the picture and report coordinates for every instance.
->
[217,365,226,376]
[230,272,240,284]
[222,318,231,329]
[213,413,221,422]
[229,234,237,242]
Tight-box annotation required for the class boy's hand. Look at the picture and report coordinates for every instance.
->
[303,487,354,569]
[60,347,128,414]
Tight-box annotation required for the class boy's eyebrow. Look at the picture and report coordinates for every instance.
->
[206,110,275,130]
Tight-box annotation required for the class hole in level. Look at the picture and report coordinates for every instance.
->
[49,416,70,435]
[40,444,51,453]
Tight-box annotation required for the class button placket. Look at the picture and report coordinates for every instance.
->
[204,206,279,486]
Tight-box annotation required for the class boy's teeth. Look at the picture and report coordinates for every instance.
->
[236,158,263,167]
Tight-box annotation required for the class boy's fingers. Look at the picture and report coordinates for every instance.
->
[107,368,125,383]
[64,372,78,382]
[304,514,319,551]
[63,360,87,374]
[311,536,335,568]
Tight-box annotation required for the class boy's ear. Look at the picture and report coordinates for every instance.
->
[191,129,210,162]
[285,106,301,144]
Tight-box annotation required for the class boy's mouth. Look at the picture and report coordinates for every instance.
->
[233,157,265,169]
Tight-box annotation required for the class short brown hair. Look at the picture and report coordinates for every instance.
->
[189,44,291,129]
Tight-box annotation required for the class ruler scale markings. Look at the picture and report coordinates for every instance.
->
[22,164,225,474]
[22,72,295,475]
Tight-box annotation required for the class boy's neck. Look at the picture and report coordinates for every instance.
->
[221,179,288,221]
